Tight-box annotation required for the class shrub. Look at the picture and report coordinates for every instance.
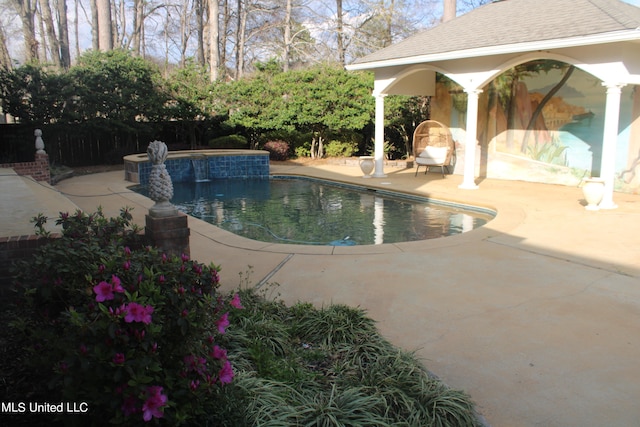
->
[263,140,291,160]
[295,145,311,158]
[324,140,358,157]
[208,134,248,149]
[10,209,243,425]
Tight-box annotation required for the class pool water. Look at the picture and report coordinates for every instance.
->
[135,177,494,246]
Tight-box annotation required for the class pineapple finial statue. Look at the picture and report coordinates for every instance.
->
[147,140,178,217]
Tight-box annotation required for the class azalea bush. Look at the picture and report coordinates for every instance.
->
[263,140,291,160]
[10,208,243,425]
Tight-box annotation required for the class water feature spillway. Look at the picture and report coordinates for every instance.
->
[191,157,210,182]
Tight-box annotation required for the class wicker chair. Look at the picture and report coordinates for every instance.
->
[412,120,455,178]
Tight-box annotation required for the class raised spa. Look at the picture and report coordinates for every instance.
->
[123,149,270,185]
[132,175,495,246]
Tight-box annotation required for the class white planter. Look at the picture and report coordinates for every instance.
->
[359,156,375,178]
[582,178,605,210]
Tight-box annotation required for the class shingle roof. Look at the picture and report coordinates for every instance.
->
[351,0,640,66]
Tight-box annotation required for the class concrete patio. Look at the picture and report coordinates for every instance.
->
[3,162,640,426]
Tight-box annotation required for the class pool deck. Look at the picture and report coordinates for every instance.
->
[4,162,640,427]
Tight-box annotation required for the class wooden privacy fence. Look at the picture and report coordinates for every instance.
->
[0,120,228,166]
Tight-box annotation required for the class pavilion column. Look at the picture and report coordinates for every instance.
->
[598,83,625,209]
[459,89,481,189]
[373,93,387,178]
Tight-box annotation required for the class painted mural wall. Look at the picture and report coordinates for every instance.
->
[432,65,640,194]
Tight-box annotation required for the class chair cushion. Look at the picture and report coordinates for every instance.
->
[417,146,448,164]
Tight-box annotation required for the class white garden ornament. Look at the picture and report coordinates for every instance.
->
[147,140,178,217]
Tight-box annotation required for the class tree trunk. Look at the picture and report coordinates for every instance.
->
[335,0,345,66]
[219,0,230,79]
[40,0,63,68]
[74,0,80,58]
[179,0,189,66]
[383,0,393,47]
[117,0,126,48]
[521,65,575,151]
[443,0,456,22]
[310,135,317,159]
[131,0,144,55]
[96,0,113,51]
[194,0,205,64]
[90,0,99,51]
[57,0,71,68]
[235,0,246,79]
[208,0,219,81]
[10,0,39,61]
[36,5,47,60]
[0,24,12,69]
[318,135,324,158]
[282,0,292,71]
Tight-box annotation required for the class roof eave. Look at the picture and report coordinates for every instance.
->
[346,29,640,71]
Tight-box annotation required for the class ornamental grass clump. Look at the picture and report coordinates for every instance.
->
[10,208,243,425]
[218,289,483,426]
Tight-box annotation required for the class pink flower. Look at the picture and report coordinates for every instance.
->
[140,306,153,324]
[142,386,167,421]
[93,276,125,302]
[190,380,200,391]
[124,246,132,256]
[123,260,131,271]
[230,293,244,309]
[124,303,154,324]
[210,345,227,360]
[216,312,229,334]
[113,353,125,364]
[93,281,114,302]
[219,360,234,384]
[111,275,125,293]
[211,271,220,285]
[181,253,189,263]
[183,355,207,374]
[108,304,125,317]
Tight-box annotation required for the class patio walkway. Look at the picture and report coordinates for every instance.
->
[4,162,640,426]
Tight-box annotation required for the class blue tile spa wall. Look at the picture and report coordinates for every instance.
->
[137,154,270,186]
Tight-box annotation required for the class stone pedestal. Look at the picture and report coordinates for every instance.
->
[145,213,190,257]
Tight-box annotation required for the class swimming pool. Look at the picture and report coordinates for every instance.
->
[134,176,494,246]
